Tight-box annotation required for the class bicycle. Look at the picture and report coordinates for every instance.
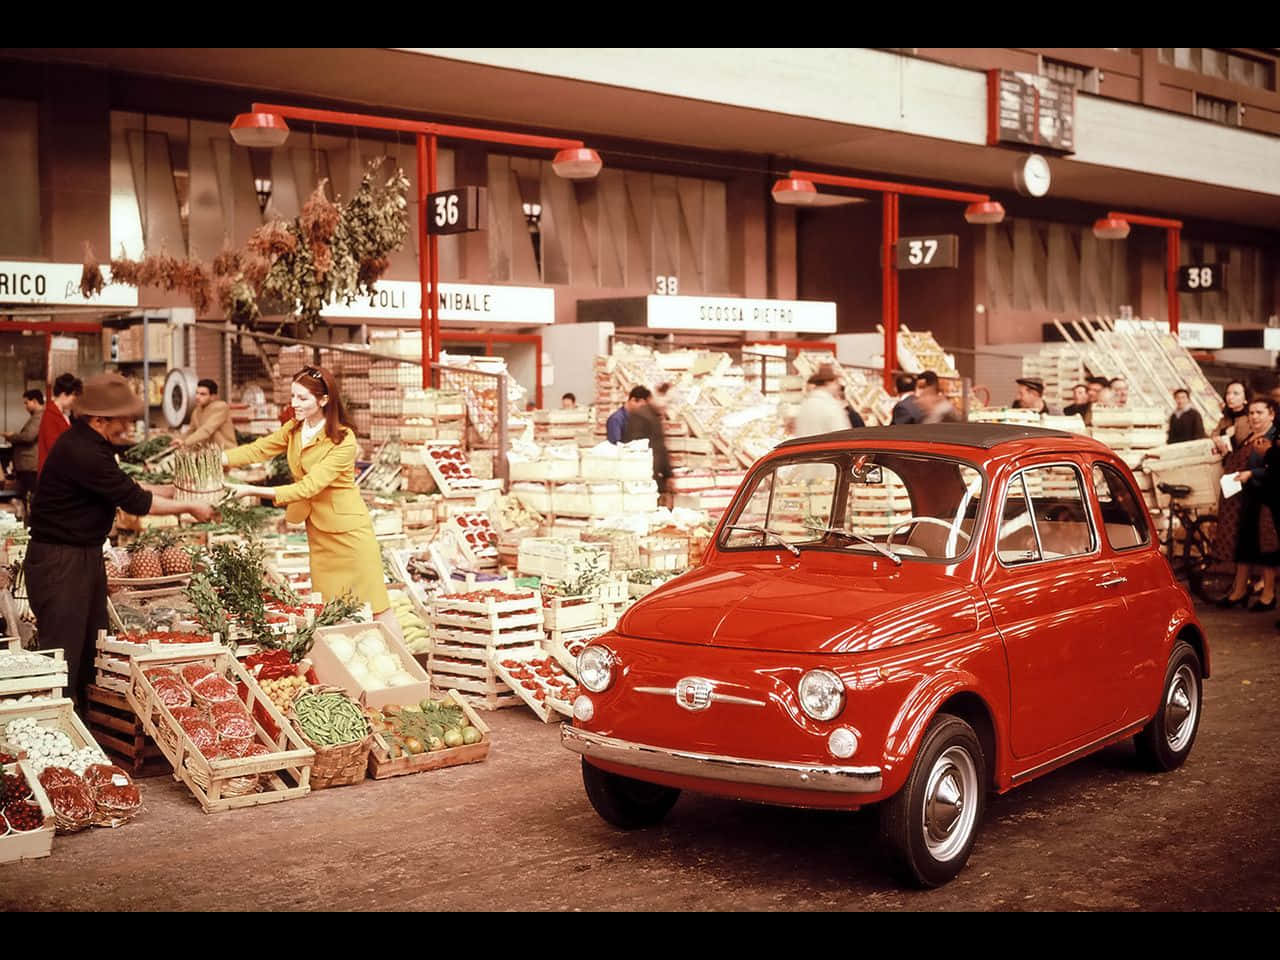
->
[1155,482,1232,604]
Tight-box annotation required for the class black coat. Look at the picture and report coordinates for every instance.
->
[1167,408,1206,445]
[622,404,671,485]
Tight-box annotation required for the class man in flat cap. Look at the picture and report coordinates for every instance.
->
[26,373,214,705]
[1012,377,1057,416]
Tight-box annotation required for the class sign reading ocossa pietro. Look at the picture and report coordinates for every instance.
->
[0,261,138,307]
[645,295,836,333]
[321,281,553,325]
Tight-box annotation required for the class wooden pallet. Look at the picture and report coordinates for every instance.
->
[127,651,314,814]
[0,759,55,863]
[366,690,492,779]
[84,684,169,778]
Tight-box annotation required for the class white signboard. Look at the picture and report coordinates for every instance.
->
[0,260,138,307]
[645,295,836,334]
[1115,318,1223,351]
[321,281,553,325]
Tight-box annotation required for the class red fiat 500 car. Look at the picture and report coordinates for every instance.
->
[563,424,1209,886]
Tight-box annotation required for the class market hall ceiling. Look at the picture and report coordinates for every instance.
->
[5,46,1280,230]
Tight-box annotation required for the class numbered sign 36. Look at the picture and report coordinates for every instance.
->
[426,186,487,235]
[893,234,959,270]
[1177,263,1225,293]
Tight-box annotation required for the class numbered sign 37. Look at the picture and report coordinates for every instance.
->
[426,186,487,236]
[1177,263,1225,293]
[893,234,959,270]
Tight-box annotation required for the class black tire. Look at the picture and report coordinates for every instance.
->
[879,714,986,888]
[1135,640,1203,771]
[581,759,680,829]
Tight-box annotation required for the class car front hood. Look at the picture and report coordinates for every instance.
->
[616,563,978,654]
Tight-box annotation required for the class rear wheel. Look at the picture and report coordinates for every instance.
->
[880,714,986,888]
[1186,517,1232,604]
[1135,641,1202,771]
[581,759,680,829]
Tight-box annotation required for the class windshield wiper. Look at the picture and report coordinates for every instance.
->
[804,523,902,566]
[723,524,801,557]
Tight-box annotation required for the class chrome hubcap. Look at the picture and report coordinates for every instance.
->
[1165,665,1198,752]
[922,746,978,862]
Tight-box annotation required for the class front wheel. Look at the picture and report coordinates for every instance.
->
[1135,641,1203,771]
[879,714,986,888]
[581,759,680,829]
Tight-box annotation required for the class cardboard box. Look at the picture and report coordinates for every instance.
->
[309,622,432,709]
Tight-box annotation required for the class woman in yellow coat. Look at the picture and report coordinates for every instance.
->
[222,366,400,641]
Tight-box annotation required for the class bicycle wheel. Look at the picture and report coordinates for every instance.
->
[1186,515,1233,604]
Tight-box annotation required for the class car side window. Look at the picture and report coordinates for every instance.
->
[1092,463,1151,550]
[998,464,1096,565]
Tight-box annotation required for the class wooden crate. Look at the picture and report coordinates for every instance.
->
[0,697,105,757]
[490,652,578,723]
[127,650,315,814]
[428,660,521,711]
[0,642,67,700]
[541,626,609,679]
[542,596,605,633]
[366,690,492,780]
[0,759,55,863]
[84,684,169,778]
[308,622,432,710]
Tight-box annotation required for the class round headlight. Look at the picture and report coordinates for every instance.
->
[798,669,845,721]
[572,696,595,722]
[578,645,615,694]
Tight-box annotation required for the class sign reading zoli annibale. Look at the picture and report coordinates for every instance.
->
[644,295,836,333]
[0,260,138,307]
[893,235,959,270]
[320,281,553,324]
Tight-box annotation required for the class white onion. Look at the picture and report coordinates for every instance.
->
[370,653,400,680]
[355,630,387,658]
[387,671,417,686]
[328,635,355,664]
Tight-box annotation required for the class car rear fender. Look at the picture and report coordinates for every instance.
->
[881,670,993,797]
[1167,614,1210,678]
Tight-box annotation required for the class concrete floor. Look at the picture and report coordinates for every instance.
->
[3,602,1277,911]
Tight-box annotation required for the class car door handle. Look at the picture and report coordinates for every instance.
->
[1097,576,1127,588]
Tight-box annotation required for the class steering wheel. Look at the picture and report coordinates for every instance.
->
[885,516,972,556]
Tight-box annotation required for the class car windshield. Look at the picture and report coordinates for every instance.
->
[719,451,985,561]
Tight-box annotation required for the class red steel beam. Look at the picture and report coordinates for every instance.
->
[1107,211,1183,230]
[790,169,992,205]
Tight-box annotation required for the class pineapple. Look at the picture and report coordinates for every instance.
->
[128,531,165,579]
[105,557,124,580]
[160,537,193,576]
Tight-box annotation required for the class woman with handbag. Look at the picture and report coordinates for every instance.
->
[1216,396,1279,610]
[221,366,401,641]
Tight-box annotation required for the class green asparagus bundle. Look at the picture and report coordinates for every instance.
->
[172,443,225,493]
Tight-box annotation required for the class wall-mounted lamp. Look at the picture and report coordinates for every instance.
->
[253,177,273,214]
[522,201,543,229]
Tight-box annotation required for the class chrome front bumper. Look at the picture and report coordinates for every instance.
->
[562,725,883,794]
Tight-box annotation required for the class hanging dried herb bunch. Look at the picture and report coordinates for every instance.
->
[300,179,340,280]
[80,242,104,300]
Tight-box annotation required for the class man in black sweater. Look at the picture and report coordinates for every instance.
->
[622,392,672,492]
[1167,388,1207,444]
[26,374,213,704]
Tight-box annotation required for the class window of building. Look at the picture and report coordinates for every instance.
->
[0,98,42,258]
[486,156,730,293]
[1193,92,1240,126]
[1158,48,1275,91]
[1042,57,1097,93]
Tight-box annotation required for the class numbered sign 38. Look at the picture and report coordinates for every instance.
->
[893,234,959,270]
[1177,263,1225,293]
[426,186,487,236]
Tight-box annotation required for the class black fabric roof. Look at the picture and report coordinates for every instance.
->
[774,423,1077,451]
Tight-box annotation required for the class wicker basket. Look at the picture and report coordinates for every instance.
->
[185,757,261,799]
[287,686,372,790]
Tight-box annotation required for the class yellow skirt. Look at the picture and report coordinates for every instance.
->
[305,519,390,614]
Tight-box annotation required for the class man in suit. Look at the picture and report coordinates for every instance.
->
[172,379,238,450]
[891,373,922,425]
[622,390,671,490]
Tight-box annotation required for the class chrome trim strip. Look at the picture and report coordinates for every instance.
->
[561,725,883,794]
[1097,576,1128,588]
[1010,720,1149,782]
[633,685,767,708]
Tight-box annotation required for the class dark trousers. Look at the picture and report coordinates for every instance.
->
[15,470,37,522]
[24,541,108,705]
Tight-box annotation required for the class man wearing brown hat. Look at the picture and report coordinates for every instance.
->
[25,373,214,705]
[1012,377,1057,416]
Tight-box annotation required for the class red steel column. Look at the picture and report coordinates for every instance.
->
[882,192,900,392]
[1167,226,1181,334]
[428,135,441,368]
[416,135,431,388]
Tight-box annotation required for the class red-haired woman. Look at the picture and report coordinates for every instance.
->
[222,366,400,640]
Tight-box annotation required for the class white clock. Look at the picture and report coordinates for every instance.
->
[1014,153,1052,198]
